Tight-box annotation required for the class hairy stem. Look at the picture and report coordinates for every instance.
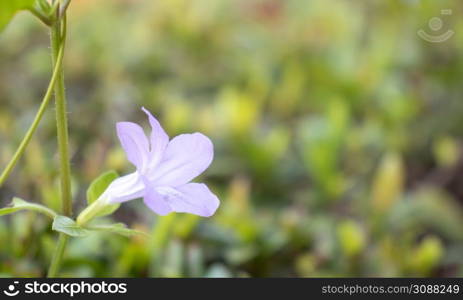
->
[47,234,69,278]
[51,16,72,218]
[47,13,72,278]
[0,41,65,187]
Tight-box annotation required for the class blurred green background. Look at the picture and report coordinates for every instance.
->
[1,0,463,277]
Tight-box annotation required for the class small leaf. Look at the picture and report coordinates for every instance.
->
[86,170,119,205]
[85,170,120,219]
[0,0,37,32]
[337,220,365,257]
[88,223,148,238]
[371,152,404,213]
[0,197,57,219]
[52,215,89,237]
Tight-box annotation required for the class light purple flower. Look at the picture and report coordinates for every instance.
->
[102,107,220,217]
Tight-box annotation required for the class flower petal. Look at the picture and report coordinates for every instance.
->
[143,185,173,216]
[141,107,169,170]
[106,172,145,203]
[116,122,150,170]
[150,133,213,186]
[155,183,220,217]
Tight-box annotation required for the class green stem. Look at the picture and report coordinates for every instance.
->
[0,40,65,187]
[8,197,58,219]
[47,234,69,277]
[29,8,52,26]
[47,13,72,278]
[59,0,72,18]
[51,15,72,218]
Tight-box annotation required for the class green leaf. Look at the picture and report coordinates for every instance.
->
[86,170,119,205]
[52,215,89,237]
[87,223,149,238]
[0,0,37,32]
[0,197,57,219]
[84,170,120,219]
